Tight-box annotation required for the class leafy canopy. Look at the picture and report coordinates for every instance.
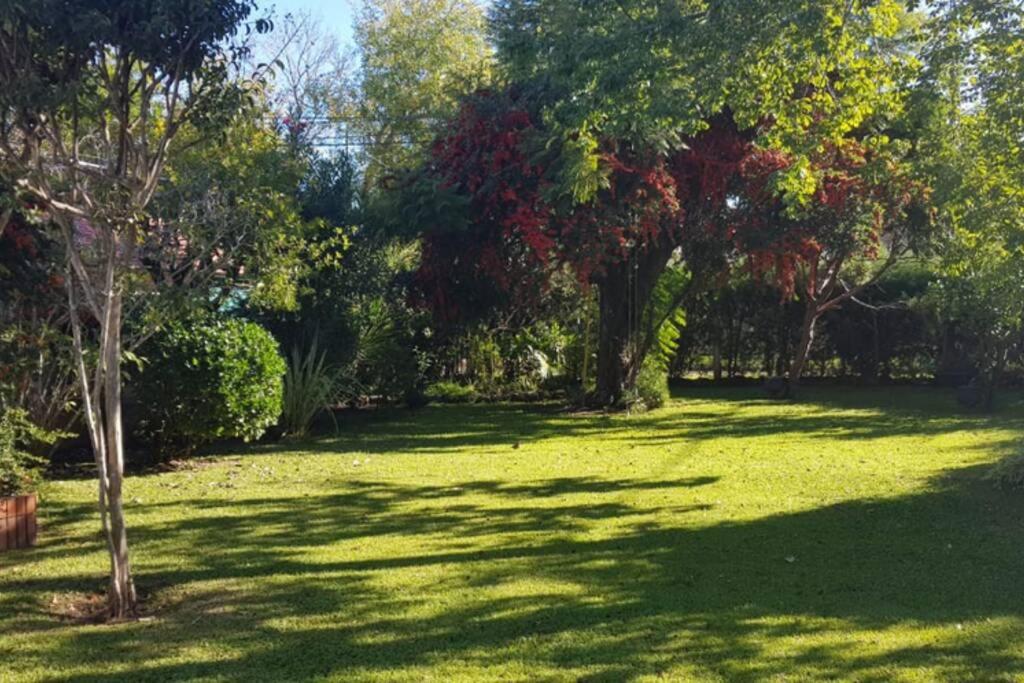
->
[355,0,493,182]
[491,0,918,200]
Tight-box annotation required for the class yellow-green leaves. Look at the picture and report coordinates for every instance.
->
[493,0,919,199]
[355,0,493,184]
[774,156,819,211]
[561,127,610,204]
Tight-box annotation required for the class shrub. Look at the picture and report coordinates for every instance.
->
[988,451,1024,490]
[136,317,286,457]
[425,381,478,404]
[0,407,58,497]
[627,358,670,412]
[281,338,339,438]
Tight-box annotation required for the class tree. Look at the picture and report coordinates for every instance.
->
[159,108,317,313]
[256,10,355,150]
[354,0,493,185]
[475,0,918,403]
[403,89,754,404]
[921,0,1024,407]
[735,140,931,386]
[0,0,269,618]
[923,109,1024,407]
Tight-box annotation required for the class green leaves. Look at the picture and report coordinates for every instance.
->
[136,316,286,457]
[354,0,494,182]
[281,337,340,438]
[0,407,65,497]
[560,127,610,204]
[493,0,917,197]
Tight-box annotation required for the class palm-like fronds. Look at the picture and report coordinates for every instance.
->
[281,336,339,438]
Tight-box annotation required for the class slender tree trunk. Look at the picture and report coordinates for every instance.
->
[66,243,136,619]
[789,302,819,386]
[580,296,592,390]
[777,313,790,376]
[712,339,723,382]
[101,291,136,617]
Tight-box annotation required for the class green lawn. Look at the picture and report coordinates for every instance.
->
[2,387,1024,681]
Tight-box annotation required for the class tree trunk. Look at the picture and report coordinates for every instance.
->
[712,338,723,381]
[594,263,637,406]
[593,241,674,406]
[789,302,819,386]
[777,314,790,376]
[67,250,136,619]
[101,291,136,618]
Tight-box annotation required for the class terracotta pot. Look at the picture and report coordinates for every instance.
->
[0,493,37,551]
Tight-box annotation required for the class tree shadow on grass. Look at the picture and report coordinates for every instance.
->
[5,388,1024,680]
[5,460,1024,681]
[220,387,1024,460]
[632,385,1024,445]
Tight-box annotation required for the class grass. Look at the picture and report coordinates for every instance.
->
[2,387,1024,681]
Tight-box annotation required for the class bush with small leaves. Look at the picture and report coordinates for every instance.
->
[988,451,1024,490]
[0,407,59,497]
[626,359,670,412]
[424,381,478,404]
[135,317,286,457]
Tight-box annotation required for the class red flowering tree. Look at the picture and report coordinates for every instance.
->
[735,141,931,386]
[406,90,756,404]
[411,90,554,327]
[563,117,754,403]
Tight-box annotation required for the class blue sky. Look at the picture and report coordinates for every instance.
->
[263,0,357,48]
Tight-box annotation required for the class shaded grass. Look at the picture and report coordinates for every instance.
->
[2,387,1024,681]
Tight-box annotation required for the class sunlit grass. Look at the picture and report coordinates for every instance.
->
[2,387,1023,681]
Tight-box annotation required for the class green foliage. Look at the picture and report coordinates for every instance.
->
[920,17,1024,399]
[988,451,1024,491]
[136,317,286,457]
[298,154,360,228]
[646,263,690,367]
[626,264,682,412]
[336,296,420,404]
[354,0,493,182]
[281,338,339,439]
[424,381,478,403]
[0,407,60,497]
[626,357,670,412]
[255,143,429,406]
[162,111,326,313]
[492,0,916,200]
[0,0,264,114]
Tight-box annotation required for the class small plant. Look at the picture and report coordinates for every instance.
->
[0,407,59,497]
[281,338,339,438]
[626,358,670,412]
[136,316,286,457]
[988,451,1024,490]
[425,381,478,404]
